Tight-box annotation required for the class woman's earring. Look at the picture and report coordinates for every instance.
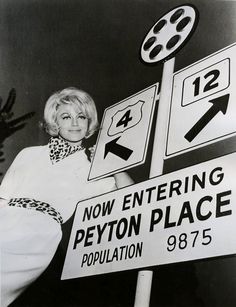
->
[54,125,60,135]
[85,131,90,139]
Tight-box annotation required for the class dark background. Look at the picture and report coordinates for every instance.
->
[1,0,236,306]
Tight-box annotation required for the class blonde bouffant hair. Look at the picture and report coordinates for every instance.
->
[44,87,99,138]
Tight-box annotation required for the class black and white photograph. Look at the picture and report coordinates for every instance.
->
[1,1,236,306]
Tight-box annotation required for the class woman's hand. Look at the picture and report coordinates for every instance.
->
[88,145,96,160]
[113,171,134,189]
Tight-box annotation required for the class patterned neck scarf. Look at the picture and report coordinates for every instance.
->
[48,137,83,164]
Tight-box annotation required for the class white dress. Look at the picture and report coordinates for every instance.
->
[0,144,116,306]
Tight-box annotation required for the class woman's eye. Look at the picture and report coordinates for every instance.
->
[62,115,71,120]
[78,115,86,120]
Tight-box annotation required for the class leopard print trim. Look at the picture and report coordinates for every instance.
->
[8,198,63,224]
[49,137,83,164]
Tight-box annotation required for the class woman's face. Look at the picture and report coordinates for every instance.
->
[56,103,89,145]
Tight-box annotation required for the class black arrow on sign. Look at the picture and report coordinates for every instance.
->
[104,137,133,160]
[184,94,230,143]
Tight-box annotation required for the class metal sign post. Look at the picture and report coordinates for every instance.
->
[134,57,175,307]
[134,4,199,307]
[149,58,175,177]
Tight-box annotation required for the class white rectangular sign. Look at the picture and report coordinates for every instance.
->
[166,42,236,157]
[62,152,236,279]
[88,83,158,180]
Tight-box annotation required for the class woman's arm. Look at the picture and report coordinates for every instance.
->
[113,171,134,189]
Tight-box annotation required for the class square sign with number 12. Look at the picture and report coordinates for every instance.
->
[88,83,158,181]
[166,42,236,157]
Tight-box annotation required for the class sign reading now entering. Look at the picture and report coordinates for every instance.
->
[62,152,236,279]
[166,42,236,157]
[88,84,158,181]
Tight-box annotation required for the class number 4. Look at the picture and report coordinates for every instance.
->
[116,110,133,128]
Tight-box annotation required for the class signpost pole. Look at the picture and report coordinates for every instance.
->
[149,57,175,177]
[134,57,175,307]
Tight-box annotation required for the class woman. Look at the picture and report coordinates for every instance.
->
[0,87,133,307]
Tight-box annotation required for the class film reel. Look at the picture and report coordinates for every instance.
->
[140,4,199,64]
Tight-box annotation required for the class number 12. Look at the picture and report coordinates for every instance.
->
[192,69,220,97]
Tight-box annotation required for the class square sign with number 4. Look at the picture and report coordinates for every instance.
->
[88,83,158,180]
[166,42,236,157]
